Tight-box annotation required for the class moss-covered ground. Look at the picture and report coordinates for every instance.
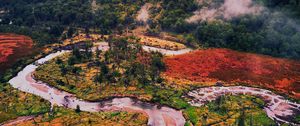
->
[13,107,148,126]
[183,95,276,126]
[0,84,51,123]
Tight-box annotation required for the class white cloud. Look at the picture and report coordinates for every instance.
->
[186,0,264,23]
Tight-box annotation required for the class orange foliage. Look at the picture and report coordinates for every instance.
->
[164,48,300,99]
[0,33,33,72]
[139,36,186,50]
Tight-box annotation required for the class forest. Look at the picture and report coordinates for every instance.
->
[1,0,300,59]
[0,0,145,45]
[150,0,300,59]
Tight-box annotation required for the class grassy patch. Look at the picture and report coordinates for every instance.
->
[34,52,189,108]
[0,83,51,123]
[183,95,276,126]
[14,107,148,126]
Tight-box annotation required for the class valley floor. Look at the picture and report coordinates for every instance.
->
[2,33,300,126]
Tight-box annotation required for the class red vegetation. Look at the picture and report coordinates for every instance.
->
[164,48,300,99]
[0,33,33,72]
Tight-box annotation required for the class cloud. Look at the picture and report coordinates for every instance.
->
[186,0,264,23]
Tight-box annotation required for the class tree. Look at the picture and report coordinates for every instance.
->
[238,108,246,126]
[68,56,76,65]
[195,21,234,48]
[67,27,75,38]
[55,58,63,65]
[94,73,103,84]
[111,70,121,82]
[59,64,70,85]
[84,42,93,60]
[75,105,81,113]
[72,47,82,60]
[68,47,83,65]
[95,48,102,59]
[71,66,82,86]
[150,53,166,83]
[49,25,64,37]
[250,113,254,126]
[100,63,109,75]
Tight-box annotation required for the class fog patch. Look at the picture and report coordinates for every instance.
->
[187,0,264,23]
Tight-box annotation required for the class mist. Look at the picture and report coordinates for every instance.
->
[188,0,300,59]
[187,0,264,23]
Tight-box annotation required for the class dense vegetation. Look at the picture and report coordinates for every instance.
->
[158,0,197,32]
[146,0,300,59]
[184,95,276,126]
[197,0,300,59]
[264,0,300,17]
[2,0,299,59]
[0,0,145,45]
[34,38,171,101]
[194,15,300,59]
[12,107,147,126]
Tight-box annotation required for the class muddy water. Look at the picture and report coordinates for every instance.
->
[8,48,186,126]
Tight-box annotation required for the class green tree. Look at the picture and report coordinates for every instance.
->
[67,27,76,38]
[150,52,165,83]
[238,108,246,126]
[71,66,82,86]
[75,105,81,113]
[59,64,70,85]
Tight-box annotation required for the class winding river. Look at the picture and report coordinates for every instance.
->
[8,44,188,126]
[6,42,300,125]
